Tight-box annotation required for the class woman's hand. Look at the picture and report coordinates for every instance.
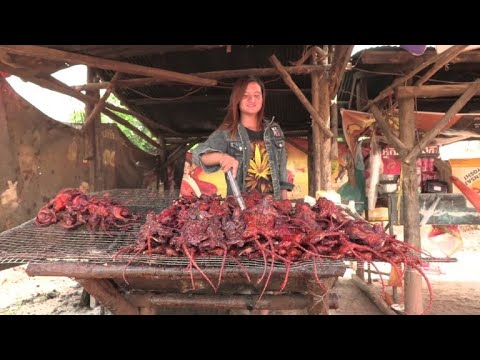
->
[219,153,239,178]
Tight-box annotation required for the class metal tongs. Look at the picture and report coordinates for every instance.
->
[227,169,246,211]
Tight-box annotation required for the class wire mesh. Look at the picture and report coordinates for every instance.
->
[0,189,345,270]
[0,215,345,270]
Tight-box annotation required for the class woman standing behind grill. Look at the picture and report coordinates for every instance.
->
[192,76,294,200]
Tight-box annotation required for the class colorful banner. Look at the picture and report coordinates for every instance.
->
[340,109,375,160]
[341,109,480,159]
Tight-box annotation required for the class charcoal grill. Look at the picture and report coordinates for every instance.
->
[0,189,346,315]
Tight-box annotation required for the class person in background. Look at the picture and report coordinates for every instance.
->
[192,76,293,200]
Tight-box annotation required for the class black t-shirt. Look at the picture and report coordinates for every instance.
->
[245,128,263,142]
[245,128,273,193]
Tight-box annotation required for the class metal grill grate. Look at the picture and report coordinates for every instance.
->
[90,188,181,208]
[0,189,345,270]
[0,216,345,270]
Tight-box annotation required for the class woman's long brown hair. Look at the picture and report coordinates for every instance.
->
[219,76,266,139]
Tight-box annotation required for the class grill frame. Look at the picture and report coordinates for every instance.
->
[0,189,455,269]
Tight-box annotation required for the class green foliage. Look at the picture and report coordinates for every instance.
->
[69,93,157,154]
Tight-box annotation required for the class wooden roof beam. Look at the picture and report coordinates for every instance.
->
[401,79,480,165]
[360,48,480,65]
[0,45,217,88]
[269,54,333,138]
[397,82,480,99]
[361,45,469,111]
[0,63,161,148]
[72,64,327,92]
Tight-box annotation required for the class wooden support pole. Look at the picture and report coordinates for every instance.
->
[330,99,338,161]
[399,94,423,315]
[82,72,120,132]
[308,132,315,197]
[306,277,337,315]
[319,76,331,190]
[85,68,97,192]
[157,134,167,188]
[72,65,327,91]
[370,104,408,157]
[402,79,480,164]
[0,45,217,87]
[361,45,469,111]
[269,54,334,138]
[311,65,322,193]
[328,45,354,99]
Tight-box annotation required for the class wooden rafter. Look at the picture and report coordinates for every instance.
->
[397,82,480,99]
[82,72,120,131]
[370,104,408,157]
[360,45,469,112]
[269,54,334,138]
[72,64,327,91]
[401,79,480,164]
[360,48,480,65]
[0,62,160,149]
[1,60,179,136]
[0,45,217,87]
[414,46,470,86]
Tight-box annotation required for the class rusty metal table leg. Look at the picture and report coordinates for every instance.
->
[76,279,139,315]
[306,276,338,315]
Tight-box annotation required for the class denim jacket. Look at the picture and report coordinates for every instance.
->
[192,118,294,200]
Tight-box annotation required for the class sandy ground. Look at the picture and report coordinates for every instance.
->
[1,230,478,315]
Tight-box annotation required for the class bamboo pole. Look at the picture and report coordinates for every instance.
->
[401,79,480,164]
[0,45,217,87]
[399,93,423,315]
[269,54,334,138]
[72,65,327,91]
